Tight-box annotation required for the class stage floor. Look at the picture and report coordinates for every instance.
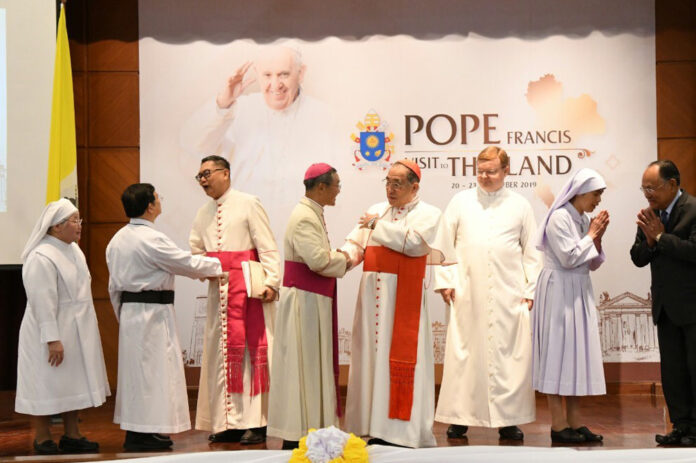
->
[0,393,681,462]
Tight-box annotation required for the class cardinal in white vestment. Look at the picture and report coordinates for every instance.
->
[180,45,338,245]
[16,199,109,455]
[190,155,280,445]
[434,146,542,441]
[267,164,350,448]
[107,184,223,451]
[342,160,455,448]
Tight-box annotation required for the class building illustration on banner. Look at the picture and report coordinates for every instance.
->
[184,296,208,367]
[597,291,659,362]
[338,328,351,364]
[431,321,447,363]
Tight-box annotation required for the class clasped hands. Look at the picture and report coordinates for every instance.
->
[636,208,664,247]
[588,210,610,251]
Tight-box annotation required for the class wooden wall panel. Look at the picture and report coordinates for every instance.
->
[658,139,696,194]
[656,62,696,139]
[86,0,139,72]
[88,223,124,300]
[93,299,119,386]
[77,147,89,256]
[88,149,138,223]
[656,0,696,62]
[87,73,140,147]
[73,72,87,148]
[64,0,87,72]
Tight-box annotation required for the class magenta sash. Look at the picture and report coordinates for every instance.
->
[207,249,269,396]
[283,260,342,417]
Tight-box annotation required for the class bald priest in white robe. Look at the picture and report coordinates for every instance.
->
[435,146,542,441]
[107,183,223,451]
[342,160,455,448]
[268,163,350,449]
[16,199,109,455]
[190,155,281,445]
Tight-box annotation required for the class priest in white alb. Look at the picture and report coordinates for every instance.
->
[16,199,110,455]
[107,183,223,451]
[268,163,350,449]
[342,160,455,448]
[190,155,280,445]
[434,146,542,441]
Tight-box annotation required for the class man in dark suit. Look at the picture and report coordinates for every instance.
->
[631,159,696,446]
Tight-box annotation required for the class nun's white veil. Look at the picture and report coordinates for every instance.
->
[535,168,606,251]
[21,198,78,262]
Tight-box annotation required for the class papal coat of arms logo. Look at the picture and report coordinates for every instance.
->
[350,110,394,170]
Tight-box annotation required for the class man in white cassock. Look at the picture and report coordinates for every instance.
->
[190,155,280,445]
[268,163,350,449]
[434,146,542,441]
[342,160,455,448]
[106,183,223,451]
[180,45,337,243]
[16,198,110,455]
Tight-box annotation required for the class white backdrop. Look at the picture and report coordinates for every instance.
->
[139,0,657,365]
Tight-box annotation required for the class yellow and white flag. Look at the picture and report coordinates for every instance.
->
[46,3,77,205]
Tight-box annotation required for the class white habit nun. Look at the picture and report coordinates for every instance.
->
[532,168,608,396]
[15,198,110,416]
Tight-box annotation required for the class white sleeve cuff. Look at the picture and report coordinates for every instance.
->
[40,321,60,343]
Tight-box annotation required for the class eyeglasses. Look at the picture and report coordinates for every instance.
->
[478,168,501,177]
[639,182,666,195]
[195,168,226,182]
[383,178,406,190]
[68,218,83,225]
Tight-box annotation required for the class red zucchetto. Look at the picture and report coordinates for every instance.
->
[304,163,334,181]
[395,159,421,181]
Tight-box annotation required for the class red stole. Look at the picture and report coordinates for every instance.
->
[206,249,269,396]
[363,245,427,421]
[282,260,342,417]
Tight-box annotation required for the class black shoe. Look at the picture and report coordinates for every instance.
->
[59,435,99,453]
[656,428,688,446]
[240,426,267,445]
[446,424,469,439]
[551,427,586,443]
[155,433,171,441]
[282,440,300,450]
[208,429,245,443]
[367,437,409,448]
[33,439,59,455]
[124,431,173,451]
[499,425,524,440]
[574,426,603,442]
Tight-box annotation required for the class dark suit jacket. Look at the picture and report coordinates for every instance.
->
[630,190,696,326]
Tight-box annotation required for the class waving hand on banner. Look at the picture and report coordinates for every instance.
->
[216,61,256,109]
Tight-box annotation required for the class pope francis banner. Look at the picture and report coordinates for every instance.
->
[139,0,657,366]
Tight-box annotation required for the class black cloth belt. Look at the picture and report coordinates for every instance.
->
[121,290,175,304]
